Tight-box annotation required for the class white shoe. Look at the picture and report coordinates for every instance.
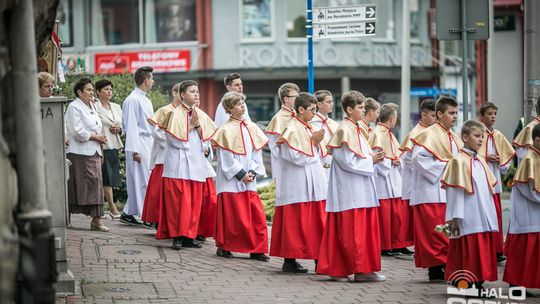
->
[353,272,386,282]
[330,276,350,282]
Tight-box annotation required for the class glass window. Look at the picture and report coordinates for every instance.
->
[145,0,197,43]
[410,0,420,40]
[241,0,274,41]
[313,0,395,41]
[286,0,306,39]
[245,96,276,123]
[88,0,140,46]
[56,0,73,47]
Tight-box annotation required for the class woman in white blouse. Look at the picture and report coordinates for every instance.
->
[65,77,109,232]
[95,79,123,219]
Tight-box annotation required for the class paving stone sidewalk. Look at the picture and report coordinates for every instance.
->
[57,209,539,304]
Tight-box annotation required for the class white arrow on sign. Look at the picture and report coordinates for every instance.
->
[313,4,377,24]
[313,21,376,39]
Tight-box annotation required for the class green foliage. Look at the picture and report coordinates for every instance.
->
[502,163,517,192]
[58,74,170,203]
[257,181,276,221]
[57,73,170,109]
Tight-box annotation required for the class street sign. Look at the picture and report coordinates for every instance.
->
[313,21,375,39]
[313,4,376,24]
[435,0,489,40]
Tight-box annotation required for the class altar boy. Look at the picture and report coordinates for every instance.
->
[503,124,540,289]
[317,90,385,282]
[442,120,499,288]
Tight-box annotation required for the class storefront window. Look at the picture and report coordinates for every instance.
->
[313,0,395,41]
[286,0,306,39]
[88,0,140,46]
[241,0,274,41]
[56,0,73,47]
[145,0,197,43]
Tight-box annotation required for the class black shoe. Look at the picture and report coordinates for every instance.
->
[250,253,270,262]
[120,213,143,225]
[282,260,309,273]
[196,235,206,242]
[396,247,415,255]
[496,254,507,264]
[216,248,233,258]
[381,250,395,256]
[142,222,155,229]
[181,237,202,248]
[428,265,445,282]
[172,237,183,250]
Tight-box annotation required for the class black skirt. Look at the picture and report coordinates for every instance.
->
[101,149,121,187]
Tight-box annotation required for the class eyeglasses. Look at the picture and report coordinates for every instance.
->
[286,95,298,98]
[43,84,54,89]
[306,107,316,112]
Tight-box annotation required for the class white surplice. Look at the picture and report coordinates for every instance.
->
[401,150,414,200]
[326,142,379,212]
[214,101,251,127]
[149,125,166,170]
[276,142,327,206]
[311,117,333,179]
[485,135,510,194]
[121,87,154,216]
[410,139,459,206]
[373,154,402,199]
[216,124,266,194]
[509,183,540,234]
[162,128,210,183]
[445,154,499,237]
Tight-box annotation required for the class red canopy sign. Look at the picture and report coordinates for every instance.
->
[95,50,191,74]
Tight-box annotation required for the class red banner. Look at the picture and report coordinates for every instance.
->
[94,50,191,74]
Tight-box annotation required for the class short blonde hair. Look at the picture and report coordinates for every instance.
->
[221,91,245,114]
[365,97,380,113]
[38,72,54,87]
[461,120,484,137]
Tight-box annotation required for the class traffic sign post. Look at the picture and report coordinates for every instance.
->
[306,3,377,92]
[435,0,489,122]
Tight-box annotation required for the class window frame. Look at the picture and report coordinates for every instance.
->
[239,0,276,44]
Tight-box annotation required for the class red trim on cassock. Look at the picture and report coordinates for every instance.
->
[197,178,217,238]
[504,232,540,288]
[214,191,268,253]
[445,232,498,282]
[155,178,203,240]
[317,207,381,277]
[141,164,164,223]
[412,203,448,268]
[269,201,326,259]
[492,193,504,254]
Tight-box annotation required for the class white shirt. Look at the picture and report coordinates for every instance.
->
[96,101,123,150]
[509,183,540,234]
[410,139,459,206]
[214,100,251,127]
[276,142,327,206]
[162,128,210,183]
[65,98,103,156]
[122,87,154,153]
[216,124,266,194]
[445,154,499,237]
[326,141,379,212]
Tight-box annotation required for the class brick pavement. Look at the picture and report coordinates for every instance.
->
[57,210,540,304]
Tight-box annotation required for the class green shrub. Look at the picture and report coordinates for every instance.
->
[502,163,517,192]
[257,181,276,221]
[59,74,170,204]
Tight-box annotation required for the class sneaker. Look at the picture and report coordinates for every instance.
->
[196,235,206,242]
[172,237,183,250]
[120,213,142,226]
[142,222,155,229]
[331,276,350,282]
[381,250,394,256]
[496,255,507,264]
[353,272,386,282]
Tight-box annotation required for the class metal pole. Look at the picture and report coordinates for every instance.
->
[7,0,56,301]
[307,0,315,93]
[400,0,411,141]
[524,0,540,124]
[461,0,469,121]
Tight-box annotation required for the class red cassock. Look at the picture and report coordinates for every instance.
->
[270,201,326,259]
[503,232,540,288]
[141,164,164,223]
[445,232,498,282]
[379,198,414,250]
[317,207,381,277]
[412,203,448,268]
[492,193,504,254]
[197,177,217,238]
[399,199,415,246]
[214,191,268,253]
[155,178,203,239]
